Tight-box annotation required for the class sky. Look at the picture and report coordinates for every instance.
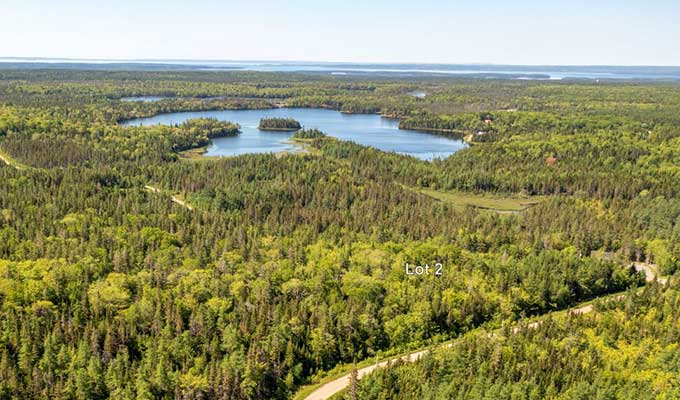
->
[2,0,679,66]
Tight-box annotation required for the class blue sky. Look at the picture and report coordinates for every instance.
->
[2,0,679,65]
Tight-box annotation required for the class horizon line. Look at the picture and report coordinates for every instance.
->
[1,57,679,69]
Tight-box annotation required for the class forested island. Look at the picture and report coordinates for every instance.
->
[258,117,302,131]
[179,118,240,138]
[0,68,679,399]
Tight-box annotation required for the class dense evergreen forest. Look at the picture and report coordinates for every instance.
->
[258,118,302,131]
[0,69,679,399]
[352,284,678,400]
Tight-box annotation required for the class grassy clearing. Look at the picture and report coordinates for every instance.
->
[178,145,217,161]
[414,187,544,213]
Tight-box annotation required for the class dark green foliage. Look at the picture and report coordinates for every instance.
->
[292,129,325,139]
[258,117,302,131]
[179,117,240,138]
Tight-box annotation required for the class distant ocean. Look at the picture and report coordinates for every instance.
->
[2,58,680,80]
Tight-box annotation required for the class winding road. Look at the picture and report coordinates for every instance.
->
[301,262,664,400]
[144,185,194,211]
[0,152,24,170]
[0,152,192,211]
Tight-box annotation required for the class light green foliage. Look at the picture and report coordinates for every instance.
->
[355,286,680,400]
[88,273,132,311]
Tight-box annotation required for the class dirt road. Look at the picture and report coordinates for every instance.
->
[0,152,24,170]
[304,347,447,400]
[302,261,664,400]
[144,185,194,211]
[633,261,666,284]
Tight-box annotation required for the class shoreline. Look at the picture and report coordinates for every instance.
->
[258,127,300,131]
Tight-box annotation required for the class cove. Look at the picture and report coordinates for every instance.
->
[120,108,467,160]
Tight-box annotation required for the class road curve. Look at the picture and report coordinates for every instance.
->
[144,185,194,211]
[0,152,24,170]
[305,347,444,400]
[302,261,663,400]
[633,261,666,284]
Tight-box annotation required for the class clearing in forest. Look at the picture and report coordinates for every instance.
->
[413,187,543,213]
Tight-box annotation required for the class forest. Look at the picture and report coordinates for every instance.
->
[351,284,677,400]
[0,69,679,399]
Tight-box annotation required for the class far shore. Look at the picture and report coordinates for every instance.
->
[258,127,300,132]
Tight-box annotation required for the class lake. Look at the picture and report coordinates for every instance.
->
[120,108,467,160]
[408,91,427,98]
[120,96,169,102]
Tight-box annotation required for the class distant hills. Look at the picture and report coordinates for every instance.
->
[1,58,680,80]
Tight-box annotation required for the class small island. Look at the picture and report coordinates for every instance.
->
[180,118,240,138]
[258,117,302,131]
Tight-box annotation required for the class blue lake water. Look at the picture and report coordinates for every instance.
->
[120,96,169,102]
[120,108,467,160]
